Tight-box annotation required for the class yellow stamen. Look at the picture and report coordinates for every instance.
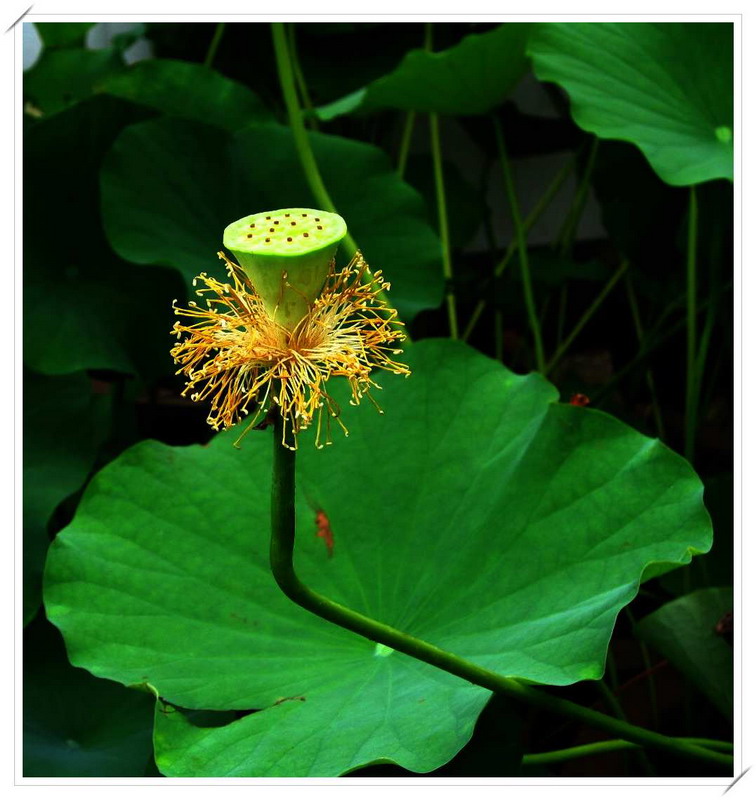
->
[171,251,410,449]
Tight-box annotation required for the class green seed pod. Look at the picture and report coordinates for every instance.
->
[223,208,347,329]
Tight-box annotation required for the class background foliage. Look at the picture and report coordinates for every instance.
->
[23,21,733,778]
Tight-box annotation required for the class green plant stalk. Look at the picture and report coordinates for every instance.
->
[396,111,416,179]
[597,675,655,776]
[271,23,403,336]
[287,24,319,131]
[523,737,733,766]
[429,112,459,339]
[493,116,545,372]
[545,259,629,375]
[556,137,599,257]
[685,186,699,463]
[624,606,659,731]
[272,24,358,256]
[462,155,575,342]
[269,414,732,768]
[625,274,666,439]
[203,22,226,69]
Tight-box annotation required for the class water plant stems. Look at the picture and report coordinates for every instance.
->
[423,24,458,340]
[396,111,416,179]
[287,24,319,131]
[544,259,629,376]
[203,22,226,69]
[271,23,358,257]
[429,114,459,339]
[556,137,599,258]
[523,737,733,766]
[493,116,545,372]
[685,186,699,463]
[268,413,732,768]
[625,274,666,439]
[461,155,575,342]
[271,23,402,333]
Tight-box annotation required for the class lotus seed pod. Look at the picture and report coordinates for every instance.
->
[223,208,347,329]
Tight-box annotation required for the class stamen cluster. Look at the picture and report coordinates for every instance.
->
[171,252,409,448]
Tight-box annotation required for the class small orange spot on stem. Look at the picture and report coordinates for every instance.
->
[569,393,590,407]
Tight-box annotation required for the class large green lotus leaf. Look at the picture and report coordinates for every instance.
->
[528,23,733,186]
[44,340,711,776]
[316,23,532,119]
[98,58,273,131]
[100,118,443,321]
[635,587,732,719]
[23,371,99,624]
[24,95,181,377]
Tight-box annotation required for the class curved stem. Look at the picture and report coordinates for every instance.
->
[493,115,545,372]
[269,415,732,768]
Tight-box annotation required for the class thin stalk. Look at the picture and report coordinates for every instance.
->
[685,186,699,463]
[556,137,599,257]
[545,259,629,375]
[271,23,402,334]
[203,22,226,69]
[462,155,575,342]
[272,24,357,254]
[269,416,732,768]
[598,676,655,775]
[523,738,733,766]
[287,24,319,131]
[429,112,459,339]
[424,22,458,339]
[396,111,416,179]
[493,116,545,372]
[625,274,666,439]
[625,606,660,731]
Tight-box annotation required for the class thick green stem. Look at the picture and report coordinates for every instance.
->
[268,416,732,768]
[429,113,459,339]
[685,186,699,463]
[462,155,574,342]
[545,259,629,376]
[203,22,226,69]
[494,116,545,372]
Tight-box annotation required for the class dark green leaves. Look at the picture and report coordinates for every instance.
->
[529,23,733,185]
[635,588,733,719]
[44,340,712,776]
[317,23,532,118]
[24,371,100,624]
[98,59,274,130]
[100,118,444,321]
